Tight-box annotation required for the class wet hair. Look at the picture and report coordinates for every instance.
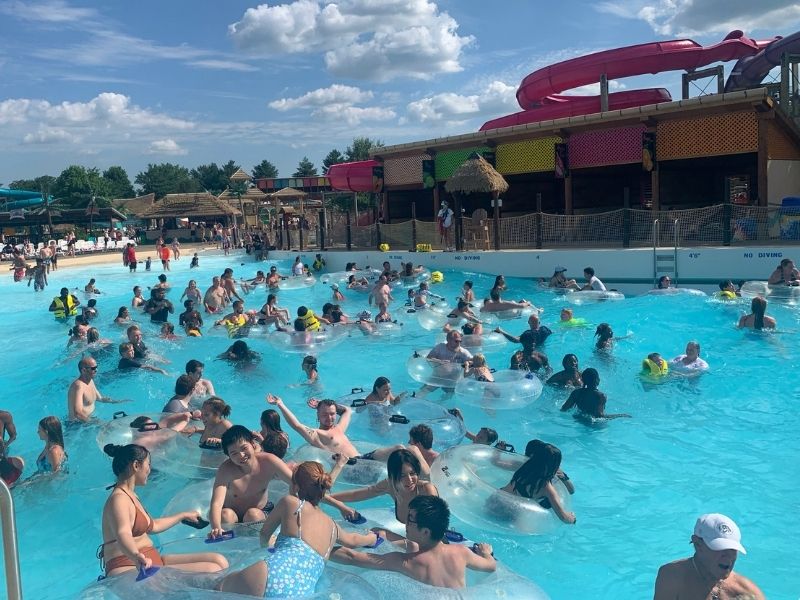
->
[260,409,283,433]
[372,376,390,394]
[751,296,767,330]
[297,306,310,317]
[302,355,318,369]
[780,258,793,268]
[387,448,421,483]
[261,432,288,459]
[462,323,476,335]
[584,267,595,277]
[87,328,101,343]
[293,318,305,331]
[158,274,167,283]
[316,399,337,413]
[87,299,97,308]
[345,262,356,271]
[266,294,277,305]
[560,308,573,320]
[493,275,505,287]
[160,322,175,334]
[686,341,700,354]
[202,396,231,418]
[221,425,254,455]
[119,342,133,355]
[581,368,600,389]
[489,289,501,302]
[126,325,140,336]
[116,306,128,318]
[174,374,198,396]
[479,427,499,444]
[511,441,562,500]
[561,353,579,370]
[184,300,194,309]
[471,354,487,367]
[657,275,670,289]
[293,461,332,506]
[185,359,203,374]
[103,443,149,477]
[150,288,164,298]
[408,495,449,541]
[321,302,333,315]
[39,416,64,449]
[463,280,473,290]
[594,323,613,342]
[719,280,734,290]
[409,424,434,449]
[228,340,251,357]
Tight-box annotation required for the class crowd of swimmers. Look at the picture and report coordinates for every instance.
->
[1,253,778,598]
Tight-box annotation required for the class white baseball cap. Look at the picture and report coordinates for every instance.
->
[693,514,746,554]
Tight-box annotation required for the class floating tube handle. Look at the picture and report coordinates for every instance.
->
[112,411,128,419]
[351,387,365,394]
[389,414,410,424]
[494,442,515,453]
[350,399,367,408]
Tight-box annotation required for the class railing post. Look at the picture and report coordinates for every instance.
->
[722,202,732,246]
[318,209,326,251]
[278,218,284,250]
[299,216,304,251]
[623,208,631,248]
[535,192,543,249]
[411,202,418,250]
[0,478,22,600]
[346,210,352,251]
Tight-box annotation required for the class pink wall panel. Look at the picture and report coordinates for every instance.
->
[568,125,646,169]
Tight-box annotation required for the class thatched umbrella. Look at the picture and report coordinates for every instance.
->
[444,152,509,250]
[269,187,309,250]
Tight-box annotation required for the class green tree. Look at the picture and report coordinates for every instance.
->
[252,160,278,179]
[102,166,135,199]
[135,163,198,199]
[190,163,227,195]
[9,175,56,192]
[322,149,346,174]
[53,165,110,207]
[220,160,240,180]
[292,156,318,177]
[345,136,383,162]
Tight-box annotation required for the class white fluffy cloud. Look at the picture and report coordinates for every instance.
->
[22,127,76,145]
[268,84,395,125]
[405,80,517,125]
[0,0,98,23]
[147,139,187,155]
[229,0,473,81]
[597,0,800,36]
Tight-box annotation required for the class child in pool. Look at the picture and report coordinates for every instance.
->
[560,368,631,420]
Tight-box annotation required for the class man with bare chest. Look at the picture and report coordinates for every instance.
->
[204,276,229,314]
[267,394,359,458]
[67,357,123,422]
[207,426,292,539]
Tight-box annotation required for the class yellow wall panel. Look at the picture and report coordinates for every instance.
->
[496,137,561,174]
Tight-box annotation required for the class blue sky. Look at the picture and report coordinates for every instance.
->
[1,0,799,188]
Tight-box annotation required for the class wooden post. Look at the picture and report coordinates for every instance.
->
[564,174,573,215]
[651,168,660,211]
[492,192,501,250]
[600,74,609,112]
[757,116,769,206]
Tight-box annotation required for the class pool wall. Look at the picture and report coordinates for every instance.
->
[270,246,794,285]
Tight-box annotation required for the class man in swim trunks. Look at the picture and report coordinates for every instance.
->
[221,268,244,303]
[204,276,228,314]
[369,275,394,307]
[494,313,551,348]
[67,356,124,422]
[267,394,360,458]
[186,359,216,398]
[330,495,496,588]
[581,266,607,291]
[0,410,18,448]
[654,513,765,600]
[208,426,293,539]
[767,257,800,286]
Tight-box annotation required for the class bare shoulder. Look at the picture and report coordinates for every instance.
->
[730,572,765,598]
[420,481,438,496]
[657,557,690,576]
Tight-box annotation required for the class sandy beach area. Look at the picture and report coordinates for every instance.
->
[34,242,221,272]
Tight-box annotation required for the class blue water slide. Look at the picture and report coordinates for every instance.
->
[725,30,800,91]
[0,188,52,209]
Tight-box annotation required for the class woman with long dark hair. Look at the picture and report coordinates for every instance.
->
[36,416,66,473]
[738,296,776,330]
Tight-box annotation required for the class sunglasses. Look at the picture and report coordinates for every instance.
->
[83,365,98,371]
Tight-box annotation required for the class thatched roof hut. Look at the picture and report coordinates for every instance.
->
[114,193,155,218]
[444,152,508,195]
[138,193,241,220]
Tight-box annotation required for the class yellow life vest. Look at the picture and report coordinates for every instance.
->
[559,317,587,328]
[225,313,248,336]
[716,290,736,300]
[312,259,324,271]
[641,358,669,377]
[53,295,77,319]
[300,310,321,332]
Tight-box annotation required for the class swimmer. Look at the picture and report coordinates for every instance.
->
[203,276,228,314]
[131,286,145,309]
[447,408,498,445]
[268,394,360,458]
[548,267,580,290]
[35,416,67,474]
[240,270,266,293]
[126,325,149,360]
[117,343,168,375]
[217,459,380,597]
[179,299,204,335]
[331,495,496,589]
[560,368,631,420]
[190,253,199,268]
[460,280,476,305]
[253,409,291,453]
[152,273,170,290]
[495,313,551,347]
[580,266,607,291]
[197,397,233,447]
[220,268,244,302]
[331,283,345,302]
[447,300,481,324]
[312,253,326,272]
[207,425,293,538]
[331,448,439,524]
[547,354,583,388]
[162,375,200,414]
[49,287,81,320]
[98,443,227,577]
[654,514,765,600]
[493,440,576,524]
[717,280,741,299]
[180,279,202,303]
[594,322,628,350]
[671,341,709,371]
[0,409,18,448]
[300,355,319,385]
[292,255,304,276]
[481,289,536,313]
[375,301,394,323]
[257,293,290,328]
[143,287,174,323]
[657,275,672,289]
[767,257,800,286]
[186,359,216,398]
[407,424,439,467]
[364,376,406,406]
[84,278,102,294]
[368,275,393,306]
[114,306,131,325]
[462,354,494,382]
[68,356,126,422]
[491,275,507,293]
[509,349,550,375]
[642,353,668,377]
[418,330,473,395]
[82,298,99,322]
[218,340,259,362]
[738,296,776,330]
[160,322,178,340]
[214,300,252,333]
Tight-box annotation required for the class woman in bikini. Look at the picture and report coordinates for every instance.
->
[258,293,290,328]
[330,449,438,525]
[218,461,379,596]
[98,443,228,577]
[197,397,233,448]
[35,416,67,474]
[463,353,494,382]
[738,296,777,330]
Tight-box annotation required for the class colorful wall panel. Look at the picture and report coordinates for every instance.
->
[435,147,492,181]
[766,121,800,161]
[569,125,646,169]
[496,137,561,175]
[385,153,431,186]
[657,111,758,161]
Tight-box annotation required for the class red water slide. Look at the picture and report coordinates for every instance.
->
[326,159,381,192]
[480,31,776,131]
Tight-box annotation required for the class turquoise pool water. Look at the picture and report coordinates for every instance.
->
[0,251,796,598]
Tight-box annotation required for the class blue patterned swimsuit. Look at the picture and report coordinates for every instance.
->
[264,500,337,598]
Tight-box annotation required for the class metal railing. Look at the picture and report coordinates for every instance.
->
[0,478,22,600]
[315,204,800,251]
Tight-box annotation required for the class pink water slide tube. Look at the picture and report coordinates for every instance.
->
[481,31,776,131]
[326,159,381,192]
